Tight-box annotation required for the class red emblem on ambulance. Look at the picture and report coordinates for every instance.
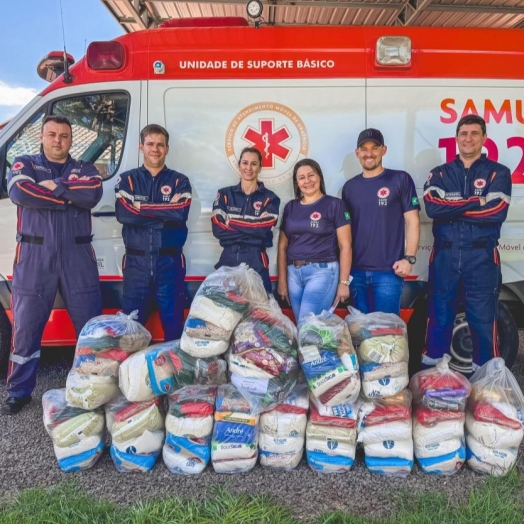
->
[474,179,486,189]
[310,212,322,221]
[161,185,172,195]
[12,162,24,171]
[253,201,263,210]
[377,187,390,198]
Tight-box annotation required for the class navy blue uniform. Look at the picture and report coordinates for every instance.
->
[423,154,511,368]
[7,153,103,398]
[342,169,420,271]
[211,182,280,293]
[115,165,191,340]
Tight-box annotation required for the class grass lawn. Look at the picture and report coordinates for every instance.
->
[1,470,523,524]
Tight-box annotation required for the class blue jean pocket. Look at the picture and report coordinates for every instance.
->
[318,263,328,268]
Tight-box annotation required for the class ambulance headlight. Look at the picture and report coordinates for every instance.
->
[376,36,411,66]
[87,41,125,70]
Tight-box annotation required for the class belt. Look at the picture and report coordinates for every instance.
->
[126,247,182,256]
[289,259,314,268]
[17,234,92,245]
[441,240,490,249]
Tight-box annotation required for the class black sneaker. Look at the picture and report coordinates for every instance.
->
[1,396,31,415]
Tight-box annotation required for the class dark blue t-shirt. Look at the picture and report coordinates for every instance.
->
[342,169,420,271]
[281,195,351,263]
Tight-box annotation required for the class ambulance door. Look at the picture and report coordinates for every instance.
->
[148,78,366,279]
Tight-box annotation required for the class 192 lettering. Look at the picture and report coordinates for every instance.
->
[438,137,524,184]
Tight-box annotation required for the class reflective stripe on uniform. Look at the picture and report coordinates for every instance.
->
[486,191,511,204]
[421,354,441,366]
[9,350,41,365]
[7,174,36,193]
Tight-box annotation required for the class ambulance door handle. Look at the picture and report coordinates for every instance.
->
[92,211,115,217]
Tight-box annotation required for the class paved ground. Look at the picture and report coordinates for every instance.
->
[1,335,523,522]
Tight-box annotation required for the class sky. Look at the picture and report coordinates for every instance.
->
[0,0,124,123]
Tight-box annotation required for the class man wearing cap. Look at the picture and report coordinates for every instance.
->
[341,128,420,315]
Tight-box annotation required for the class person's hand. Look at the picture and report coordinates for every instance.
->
[333,283,350,306]
[393,259,413,278]
[479,196,487,206]
[170,193,182,203]
[132,200,141,211]
[39,179,57,191]
[278,278,290,305]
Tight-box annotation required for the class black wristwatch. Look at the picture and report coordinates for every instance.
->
[403,255,416,265]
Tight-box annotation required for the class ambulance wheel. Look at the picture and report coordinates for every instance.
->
[450,301,519,373]
[0,308,12,376]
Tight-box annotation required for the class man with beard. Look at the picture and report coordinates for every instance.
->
[341,128,420,315]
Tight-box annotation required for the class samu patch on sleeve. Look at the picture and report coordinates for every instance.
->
[411,197,419,206]
[344,211,351,220]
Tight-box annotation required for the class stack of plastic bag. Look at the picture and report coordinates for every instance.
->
[42,389,105,472]
[298,311,360,406]
[345,308,409,399]
[306,395,358,473]
[211,384,259,473]
[259,382,309,469]
[229,298,300,414]
[465,358,524,476]
[105,393,164,472]
[357,390,413,477]
[66,312,151,409]
[181,264,267,358]
[163,385,216,475]
[410,354,471,475]
[119,340,227,402]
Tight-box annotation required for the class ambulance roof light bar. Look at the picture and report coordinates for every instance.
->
[376,36,412,67]
[87,41,125,71]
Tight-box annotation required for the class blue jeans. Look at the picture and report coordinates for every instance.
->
[287,262,339,324]
[350,269,403,315]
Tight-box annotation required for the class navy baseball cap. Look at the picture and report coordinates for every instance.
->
[357,128,385,148]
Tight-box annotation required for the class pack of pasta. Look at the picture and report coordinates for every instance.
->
[181,264,267,358]
[465,357,524,476]
[42,388,105,472]
[211,383,259,473]
[259,381,309,470]
[105,393,164,473]
[410,354,470,475]
[298,311,360,406]
[230,298,300,415]
[306,394,358,473]
[163,385,216,475]
[357,390,413,477]
[345,307,409,399]
[66,311,151,409]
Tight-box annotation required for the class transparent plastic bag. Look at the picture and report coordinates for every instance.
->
[357,389,412,429]
[229,298,300,415]
[345,306,407,346]
[65,371,118,410]
[298,311,360,406]
[409,354,471,412]
[76,311,151,353]
[181,264,267,358]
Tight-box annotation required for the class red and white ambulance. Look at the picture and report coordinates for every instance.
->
[0,18,522,372]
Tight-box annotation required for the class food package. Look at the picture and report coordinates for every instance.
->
[42,389,105,471]
[309,395,358,428]
[65,371,118,410]
[229,298,300,414]
[357,390,412,429]
[110,430,164,473]
[211,384,259,473]
[465,358,524,476]
[163,433,211,475]
[298,311,360,406]
[181,264,267,358]
[345,306,407,346]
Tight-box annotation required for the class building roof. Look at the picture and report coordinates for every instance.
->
[100,0,524,31]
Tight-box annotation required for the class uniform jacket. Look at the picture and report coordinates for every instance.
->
[7,153,102,250]
[115,165,192,253]
[211,182,280,249]
[423,154,511,244]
